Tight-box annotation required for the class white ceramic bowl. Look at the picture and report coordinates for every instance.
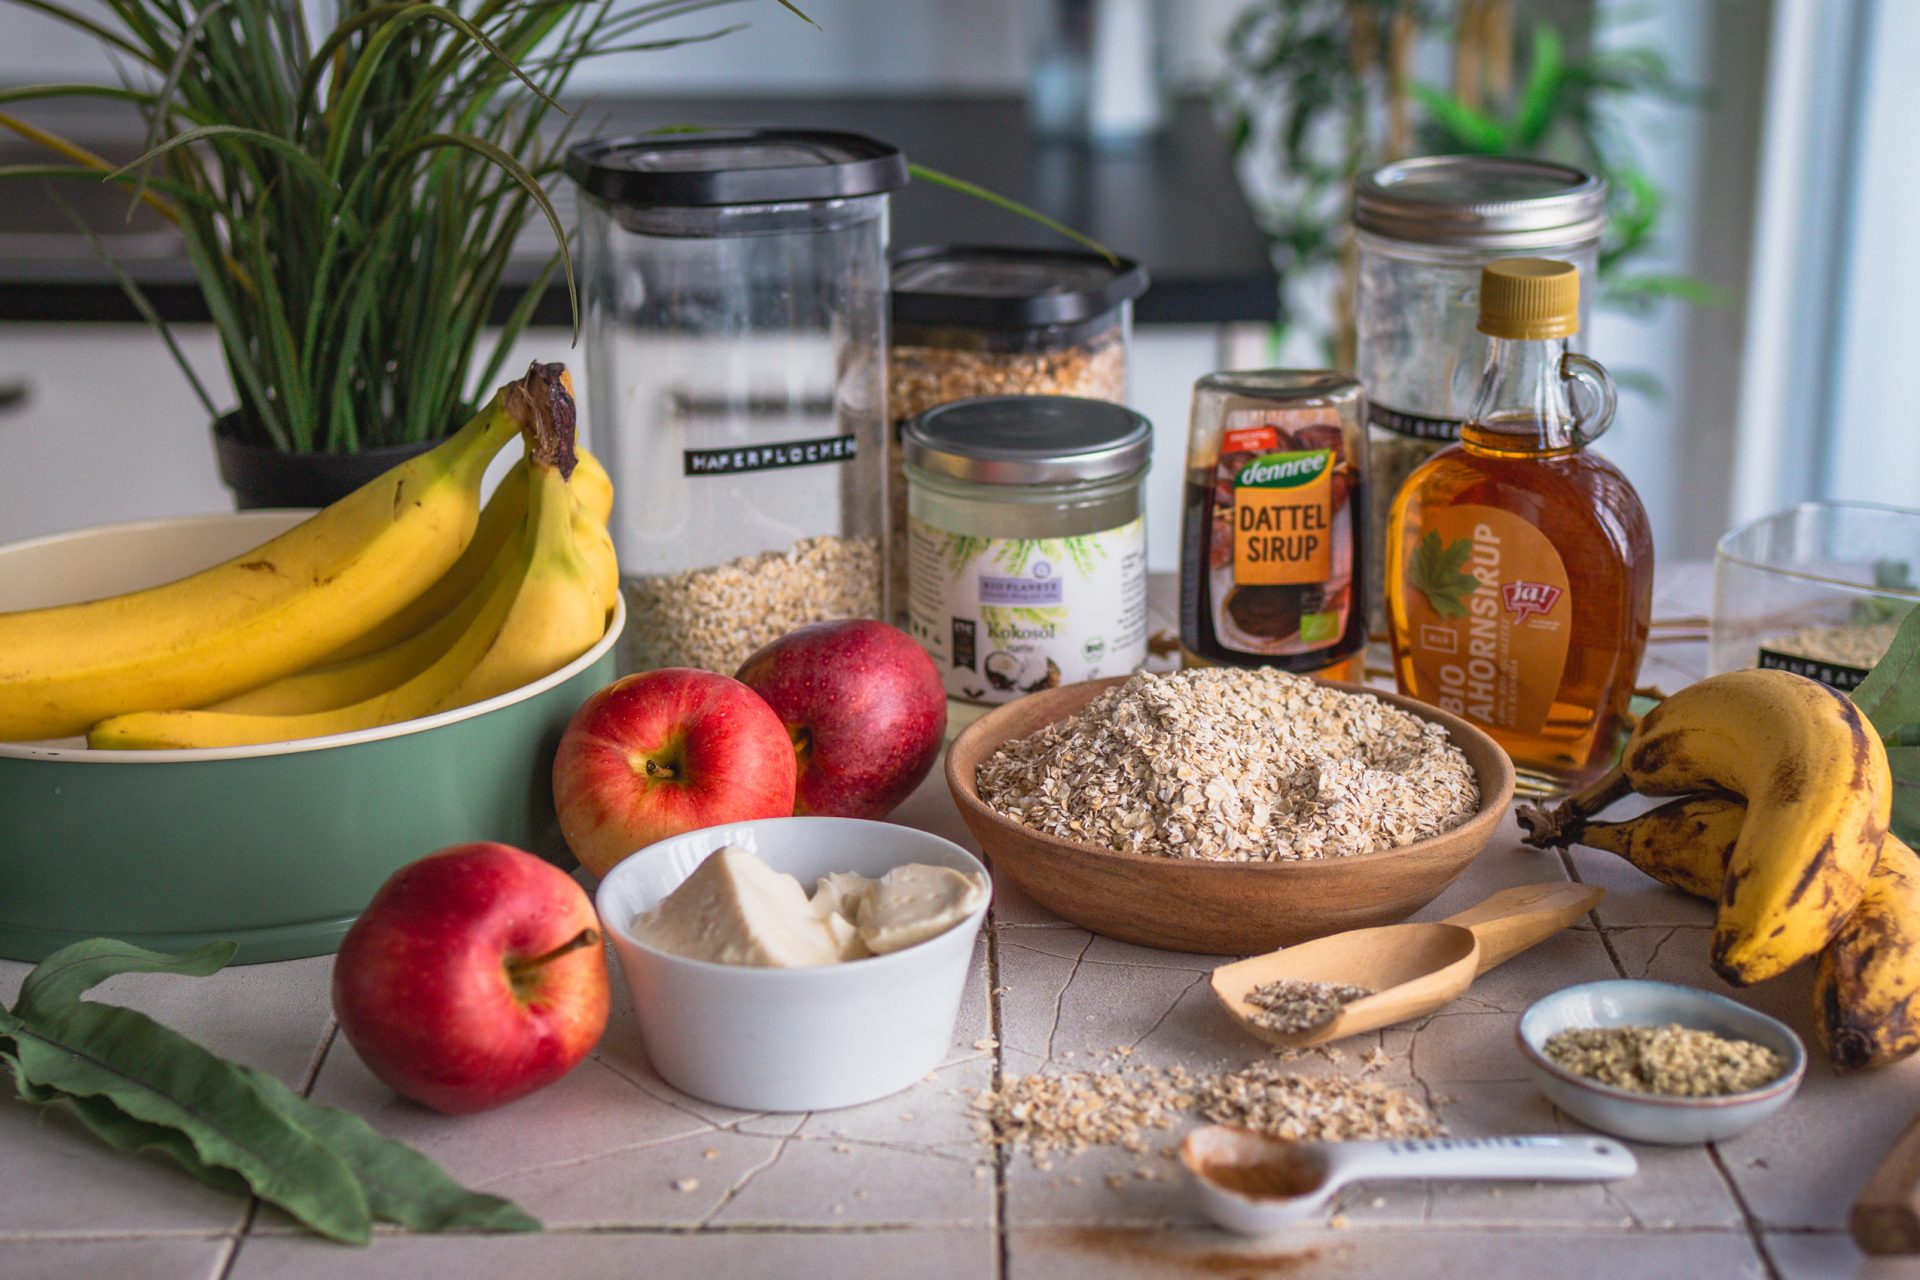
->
[1516,980,1807,1145]
[595,816,991,1112]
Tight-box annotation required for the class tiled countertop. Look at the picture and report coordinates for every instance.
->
[7,564,1919,1280]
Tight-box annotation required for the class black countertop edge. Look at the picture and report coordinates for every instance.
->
[0,94,1280,327]
[0,273,1279,330]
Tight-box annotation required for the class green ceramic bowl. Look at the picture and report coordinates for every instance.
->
[0,512,622,964]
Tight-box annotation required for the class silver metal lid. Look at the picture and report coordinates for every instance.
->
[1353,155,1607,249]
[903,395,1153,486]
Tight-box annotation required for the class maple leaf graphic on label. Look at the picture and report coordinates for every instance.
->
[1408,530,1481,619]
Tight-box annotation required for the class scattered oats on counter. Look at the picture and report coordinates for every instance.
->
[1243,979,1374,1035]
[1193,1060,1442,1142]
[622,534,880,673]
[971,1057,1442,1161]
[1543,1023,1784,1097]
[975,668,1479,861]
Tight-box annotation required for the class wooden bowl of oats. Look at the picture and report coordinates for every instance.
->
[944,672,1515,954]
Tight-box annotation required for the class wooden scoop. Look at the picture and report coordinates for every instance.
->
[1853,1107,1920,1254]
[1210,882,1604,1048]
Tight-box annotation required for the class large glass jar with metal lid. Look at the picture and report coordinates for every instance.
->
[887,245,1149,623]
[565,130,907,675]
[1352,155,1607,631]
[903,396,1151,705]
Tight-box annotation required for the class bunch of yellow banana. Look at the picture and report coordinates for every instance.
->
[0,361,616,749]
[1520,667,1906,1068]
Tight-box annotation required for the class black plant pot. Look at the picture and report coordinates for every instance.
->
[212,413,444,510]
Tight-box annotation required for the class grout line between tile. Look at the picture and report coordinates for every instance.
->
[986,917,1009,1280]
[1706,1145,1785,1280]
[1559,846,1635,978]
[206,1234,241,1280]
[298,1019,338,1098]
[217,1204,258,1280]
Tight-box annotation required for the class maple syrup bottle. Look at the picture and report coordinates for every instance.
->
[1385,259,1653,787]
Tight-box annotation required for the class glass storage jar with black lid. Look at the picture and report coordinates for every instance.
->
[566,129,907,674]
[1353,155,1606,631]
[887,245,1148,621]
[903,395,1151,706]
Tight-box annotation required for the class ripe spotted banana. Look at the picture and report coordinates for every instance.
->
[1563,793,1920,1070]
[324,446,612,664]
[88,390,604,750]
[1620,668,1891,985]
[205,489,616,717]
[1571,793,1744,899]
[0,365,565,741]
[1817,836,1920,1069]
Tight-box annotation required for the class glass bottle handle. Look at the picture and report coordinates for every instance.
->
[1561,352,1617,447]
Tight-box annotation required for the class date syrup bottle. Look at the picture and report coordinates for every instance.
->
[1385,259,1653,786]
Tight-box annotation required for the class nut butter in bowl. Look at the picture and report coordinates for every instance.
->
[595,816,991,1112]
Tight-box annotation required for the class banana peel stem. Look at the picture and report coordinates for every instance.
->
[1517,764,1632,848]
[504,361,577,480]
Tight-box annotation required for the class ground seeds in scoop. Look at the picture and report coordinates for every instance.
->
[1244,979,1374,1035]
[976,668,1478,861]
[1543,1023,1785,1097]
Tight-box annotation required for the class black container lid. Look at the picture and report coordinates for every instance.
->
[891,244,1150,330]
[566,130,908,208]
[903,395,1152,486]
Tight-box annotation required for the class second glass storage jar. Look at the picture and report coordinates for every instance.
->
[566,129,907,674]
[887,245,1148,622]
[1353,155,1607,631]
[903,396,1151,706]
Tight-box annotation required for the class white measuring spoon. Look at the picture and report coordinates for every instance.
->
[1180,1126,1638,1237]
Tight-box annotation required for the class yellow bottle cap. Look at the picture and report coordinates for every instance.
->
[1477,257,1579,340]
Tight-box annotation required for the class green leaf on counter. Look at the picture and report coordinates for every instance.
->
[11,937,234,1020]
[0,996,374,1243]
[1888,746,1920,840]
[1,938,539,1244]
[1408,530,1482,619]
[244,1071,540,1235]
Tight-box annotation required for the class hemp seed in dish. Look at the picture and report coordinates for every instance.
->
[1543,1024,1785,1097]
[975,668,1479,862]
[1244,979,1374,1035]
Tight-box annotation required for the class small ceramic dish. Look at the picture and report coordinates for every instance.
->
[1516,979,1807,1145]
[595,816,992,1112]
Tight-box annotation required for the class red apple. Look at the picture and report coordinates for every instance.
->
[331,842,609,1115]
[552,667,797,876]
[734,619,946,820]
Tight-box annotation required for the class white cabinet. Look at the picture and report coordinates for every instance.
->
[0,325,233,545]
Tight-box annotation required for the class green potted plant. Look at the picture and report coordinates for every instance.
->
[0,0,802,507]
[1217,0,1718,362]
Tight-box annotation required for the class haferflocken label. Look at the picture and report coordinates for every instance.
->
[1756,647,1871,691]
[907,516,1147,704]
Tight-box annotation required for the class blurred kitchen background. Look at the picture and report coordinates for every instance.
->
[0,0,1913,570]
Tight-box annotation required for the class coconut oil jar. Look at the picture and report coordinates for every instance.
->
[902,396,1151,705]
